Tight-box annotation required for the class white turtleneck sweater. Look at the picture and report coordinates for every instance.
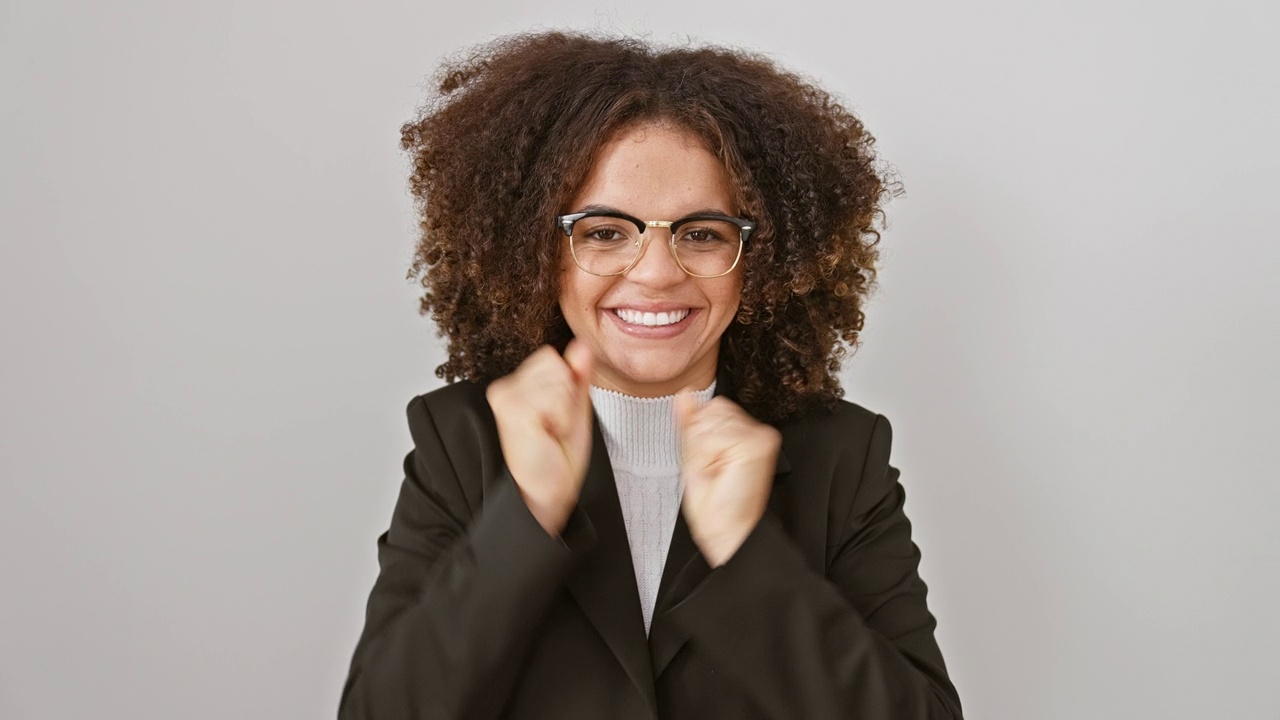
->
[587,381,716,635]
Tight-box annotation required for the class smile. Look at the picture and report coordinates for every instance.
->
[612,308,691,327]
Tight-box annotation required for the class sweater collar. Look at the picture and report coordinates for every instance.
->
[587,381,715,471]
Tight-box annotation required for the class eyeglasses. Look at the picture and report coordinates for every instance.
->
[556,209,755,278]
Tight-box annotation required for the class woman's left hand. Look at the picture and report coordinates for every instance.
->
[674,393,782,568]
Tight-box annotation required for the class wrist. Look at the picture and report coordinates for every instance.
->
[695,527,751,568]
[518,486,574,537]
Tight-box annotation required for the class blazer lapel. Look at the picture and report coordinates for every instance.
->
[648,365,793,679]
[563,410,658,715]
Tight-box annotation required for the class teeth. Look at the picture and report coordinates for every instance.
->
[614,308,690,326]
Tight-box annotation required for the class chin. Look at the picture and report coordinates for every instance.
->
[597,355,682,387]
[617,365,684,386]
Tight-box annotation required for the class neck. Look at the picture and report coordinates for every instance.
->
[588,380,717,468]
[590,362,718,398]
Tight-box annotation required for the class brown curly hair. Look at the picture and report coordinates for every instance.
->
[401,30,898,424]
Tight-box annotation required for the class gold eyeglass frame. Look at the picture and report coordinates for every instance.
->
[555,209,755,279]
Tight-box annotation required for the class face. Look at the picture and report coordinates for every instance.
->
[558,121,744,397]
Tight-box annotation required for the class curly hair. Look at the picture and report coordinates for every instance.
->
[401,30,898,424]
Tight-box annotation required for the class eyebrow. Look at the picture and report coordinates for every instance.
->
[574,203,736,217]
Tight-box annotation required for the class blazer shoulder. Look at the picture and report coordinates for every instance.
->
[785,395,889,449]
[402,380,502,512]
[403,379,499,460]
[407,379,492,420]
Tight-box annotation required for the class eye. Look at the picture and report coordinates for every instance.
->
[680,227,727,244]
[585,227,628,243]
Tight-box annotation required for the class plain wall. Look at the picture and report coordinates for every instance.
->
[2,0,1277,718]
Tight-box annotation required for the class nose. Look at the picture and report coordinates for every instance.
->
[623,229,686,288]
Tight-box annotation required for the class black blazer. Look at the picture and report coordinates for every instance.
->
[339,364,963,719]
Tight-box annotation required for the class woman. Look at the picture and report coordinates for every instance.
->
[340,30,963,720]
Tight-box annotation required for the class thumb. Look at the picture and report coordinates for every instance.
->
[674,389,698,433]
[563,338,594,389]
[563,340,595,434]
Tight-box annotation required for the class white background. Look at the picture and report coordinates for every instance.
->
[2,1,1277,718]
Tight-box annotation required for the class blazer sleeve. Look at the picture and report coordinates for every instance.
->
[338,394,596,720]
[664,412,963,719]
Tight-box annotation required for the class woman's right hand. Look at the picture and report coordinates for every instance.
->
[485,339,595,537]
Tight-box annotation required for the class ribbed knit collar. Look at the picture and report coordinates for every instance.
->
[588,381,716,474]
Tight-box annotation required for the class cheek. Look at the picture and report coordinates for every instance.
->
[558,261,582,309]
[710,276,745,317]
[558,272,606,321]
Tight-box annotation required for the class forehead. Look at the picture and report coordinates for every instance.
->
[569,122,735,216]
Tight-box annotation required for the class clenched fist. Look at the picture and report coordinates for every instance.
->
[674,393,781,568]
[485,340,595,537]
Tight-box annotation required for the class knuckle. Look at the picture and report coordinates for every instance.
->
[707,397,733,412]
[761,425,782,447]
[531,353,570,381]
[522,345,556,370]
